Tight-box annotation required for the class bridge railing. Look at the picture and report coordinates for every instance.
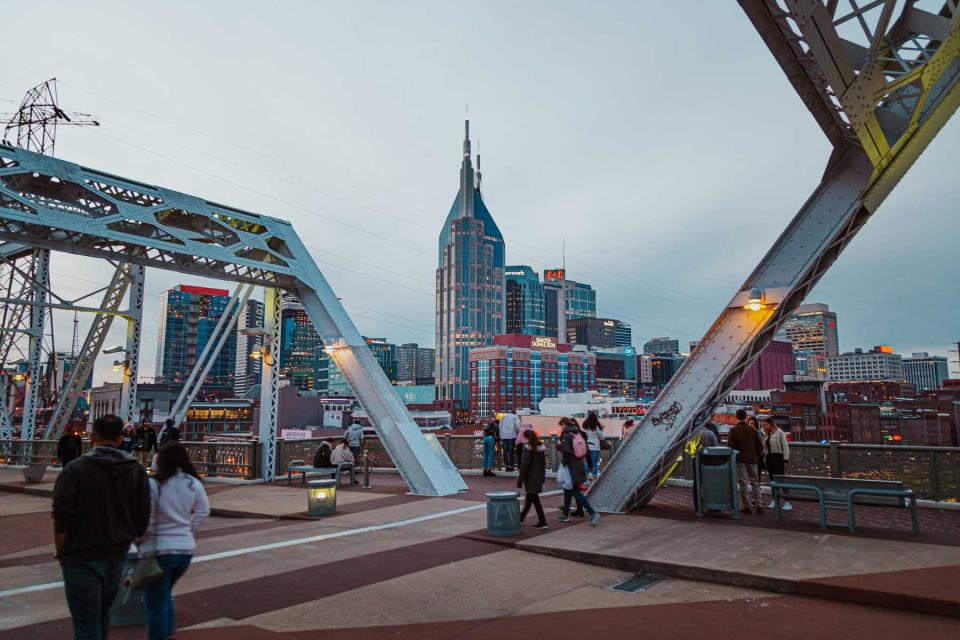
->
[3,437,958,500]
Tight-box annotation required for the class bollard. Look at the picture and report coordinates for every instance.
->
[362,449,371,489]
[485,491,521,536]
[109,550,145,627]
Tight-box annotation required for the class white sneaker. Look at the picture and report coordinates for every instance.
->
[768,500,776,509]
[782,502,793,511]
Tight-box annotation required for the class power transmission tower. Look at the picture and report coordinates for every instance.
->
[1,78,99,155]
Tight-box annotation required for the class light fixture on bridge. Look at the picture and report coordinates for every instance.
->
[743,288,766,312]
[12,372,26,382]
[250,345,274,366]
[307,478,338,516]
[102,345,126,355]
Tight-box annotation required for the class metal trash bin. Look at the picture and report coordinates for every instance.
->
[109,549,145,627]
[694,446,740,519]
[485,491,521,536]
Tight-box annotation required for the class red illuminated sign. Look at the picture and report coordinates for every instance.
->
[544,269,565,282]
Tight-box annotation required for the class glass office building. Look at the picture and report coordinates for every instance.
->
[505,265,545,336]
[436,118,505,414]
[155,285,237,398]
[279,295,324,391]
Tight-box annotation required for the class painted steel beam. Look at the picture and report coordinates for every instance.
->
[0,144,466,496]
[119,264,144,426]
[590,1,959,511]
[258,287,281,482]
[43,264,132,439]
[19,248,48,458]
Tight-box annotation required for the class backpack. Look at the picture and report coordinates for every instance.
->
[571,432,588,459]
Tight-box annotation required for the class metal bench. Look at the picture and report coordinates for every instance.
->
[770,475,918,534]
[286,459,356,487]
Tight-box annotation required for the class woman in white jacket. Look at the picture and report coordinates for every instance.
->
[140,443,210,640]
[762,417,792,511]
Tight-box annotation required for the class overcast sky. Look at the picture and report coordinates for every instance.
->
[3,0,957,386]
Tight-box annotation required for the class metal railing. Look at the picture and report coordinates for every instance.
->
[3,437,958,499]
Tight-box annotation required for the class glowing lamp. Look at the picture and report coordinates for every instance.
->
[12,373,26,382]
[743,288,766,312]
[323,344,336,354]
[307,479,338,516]
[249,350,262,360]
[111,360,124,373]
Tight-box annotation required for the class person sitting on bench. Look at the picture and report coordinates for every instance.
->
[331,439,354,467]
[312,441,332,469]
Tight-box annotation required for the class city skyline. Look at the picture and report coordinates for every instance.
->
[2,1,956,387]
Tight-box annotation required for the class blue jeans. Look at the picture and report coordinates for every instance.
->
[61,559,124,639]
[502,438,515,469]
[482,436,495,469]
[588,450,601,475]
[563,487,596,516]
[142,554,192,640]
[349,445,360,460]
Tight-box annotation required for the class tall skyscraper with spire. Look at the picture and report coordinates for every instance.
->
[436,118,505,414]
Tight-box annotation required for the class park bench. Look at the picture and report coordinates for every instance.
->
[286,459,357,487]
[770,474,918,534]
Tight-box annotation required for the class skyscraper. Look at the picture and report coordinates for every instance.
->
[279,294,324,391]
[505,265,545,336]
[902,352,949,391]
[775,303,839,377]
[155,285,236,398]
[643,336,680,355]
[436,118,505,414]
[542,270,596,342]
[396,343,436,384]
[234,298,263,397]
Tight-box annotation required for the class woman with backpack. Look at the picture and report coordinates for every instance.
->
[556,417,600,526]
[581,412,606,479]
[516,430,548,529]
[138,443,210,640]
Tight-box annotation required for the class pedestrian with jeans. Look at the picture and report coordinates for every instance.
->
[556,417,600,526]
[52,414,151,639]
[498,411,520,472]
[134,423,157,467]
[762,417,792,510]
[581,412,606,479]
[727,409,764,514]
[481,421,497,476]
[344,420,364,460]
[139,443,210,640]
[516,430,548,529]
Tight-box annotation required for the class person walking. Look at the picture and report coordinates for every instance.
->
[52,414,151,639]
[581,412,606,479]
[344,420,364,460]
[727,409,764,514]
[556,418,600,526]
[481,420,497,476]
[121,425,136,453]
[139,443,210,640]
[621,419,636,439]
[157,418,181,447]
[516,430,548,529]
[762,417,792,511]
[57,427,84,468]
[498,411,520,472]
[134,423,157,467]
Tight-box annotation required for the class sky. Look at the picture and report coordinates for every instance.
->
[2,0,958,386]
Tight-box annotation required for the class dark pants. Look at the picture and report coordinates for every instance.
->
[143,554,192,640]
[501,438,515,469]
[349,445,360,460]
[563,487,596,516]
[520,493,546,524]
[61,559,124,639]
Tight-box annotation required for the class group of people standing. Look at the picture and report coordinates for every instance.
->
[52,414,209,639]
[726,408,792,514]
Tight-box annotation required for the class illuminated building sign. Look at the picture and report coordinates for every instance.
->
[504,271,526,277]
[531,336,557,350]
[877,345,894,354]
[544,269,565,282]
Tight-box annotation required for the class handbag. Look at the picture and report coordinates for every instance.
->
[130,480,164,590]
[556,464,573,490]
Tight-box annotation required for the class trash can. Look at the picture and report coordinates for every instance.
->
[694,446,740,519]
[109,550,145,627]
[485,491,521,536]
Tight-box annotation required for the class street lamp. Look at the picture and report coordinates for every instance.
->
[743,288,766,312]
[102,345,126,355]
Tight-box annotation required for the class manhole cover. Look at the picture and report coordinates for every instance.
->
[610,574,663,593]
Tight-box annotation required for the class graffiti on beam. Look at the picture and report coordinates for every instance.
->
[650,401,682,429]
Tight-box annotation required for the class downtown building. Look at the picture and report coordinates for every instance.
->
[643,337,680,355]
[566,317,631,350]
[396,343,436,385]
[469,334,595,419]
[234,299,264,397]
[775,303,839,378]
[542,270,596,342]
[505,265,546,336]
[827,346,904,382]
[279,294,325,391]
[903,352,949,391]
[436,119,505,415]
[155,285,237,398]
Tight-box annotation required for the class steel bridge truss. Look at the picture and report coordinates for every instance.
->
[590,0,959,511]
[0,146,466,495]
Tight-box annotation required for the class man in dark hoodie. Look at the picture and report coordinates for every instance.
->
[727,408,765,514]
[53,414,151,639]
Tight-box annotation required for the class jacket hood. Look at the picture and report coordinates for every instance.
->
[84,445,141,477]
[524,444,547,452]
